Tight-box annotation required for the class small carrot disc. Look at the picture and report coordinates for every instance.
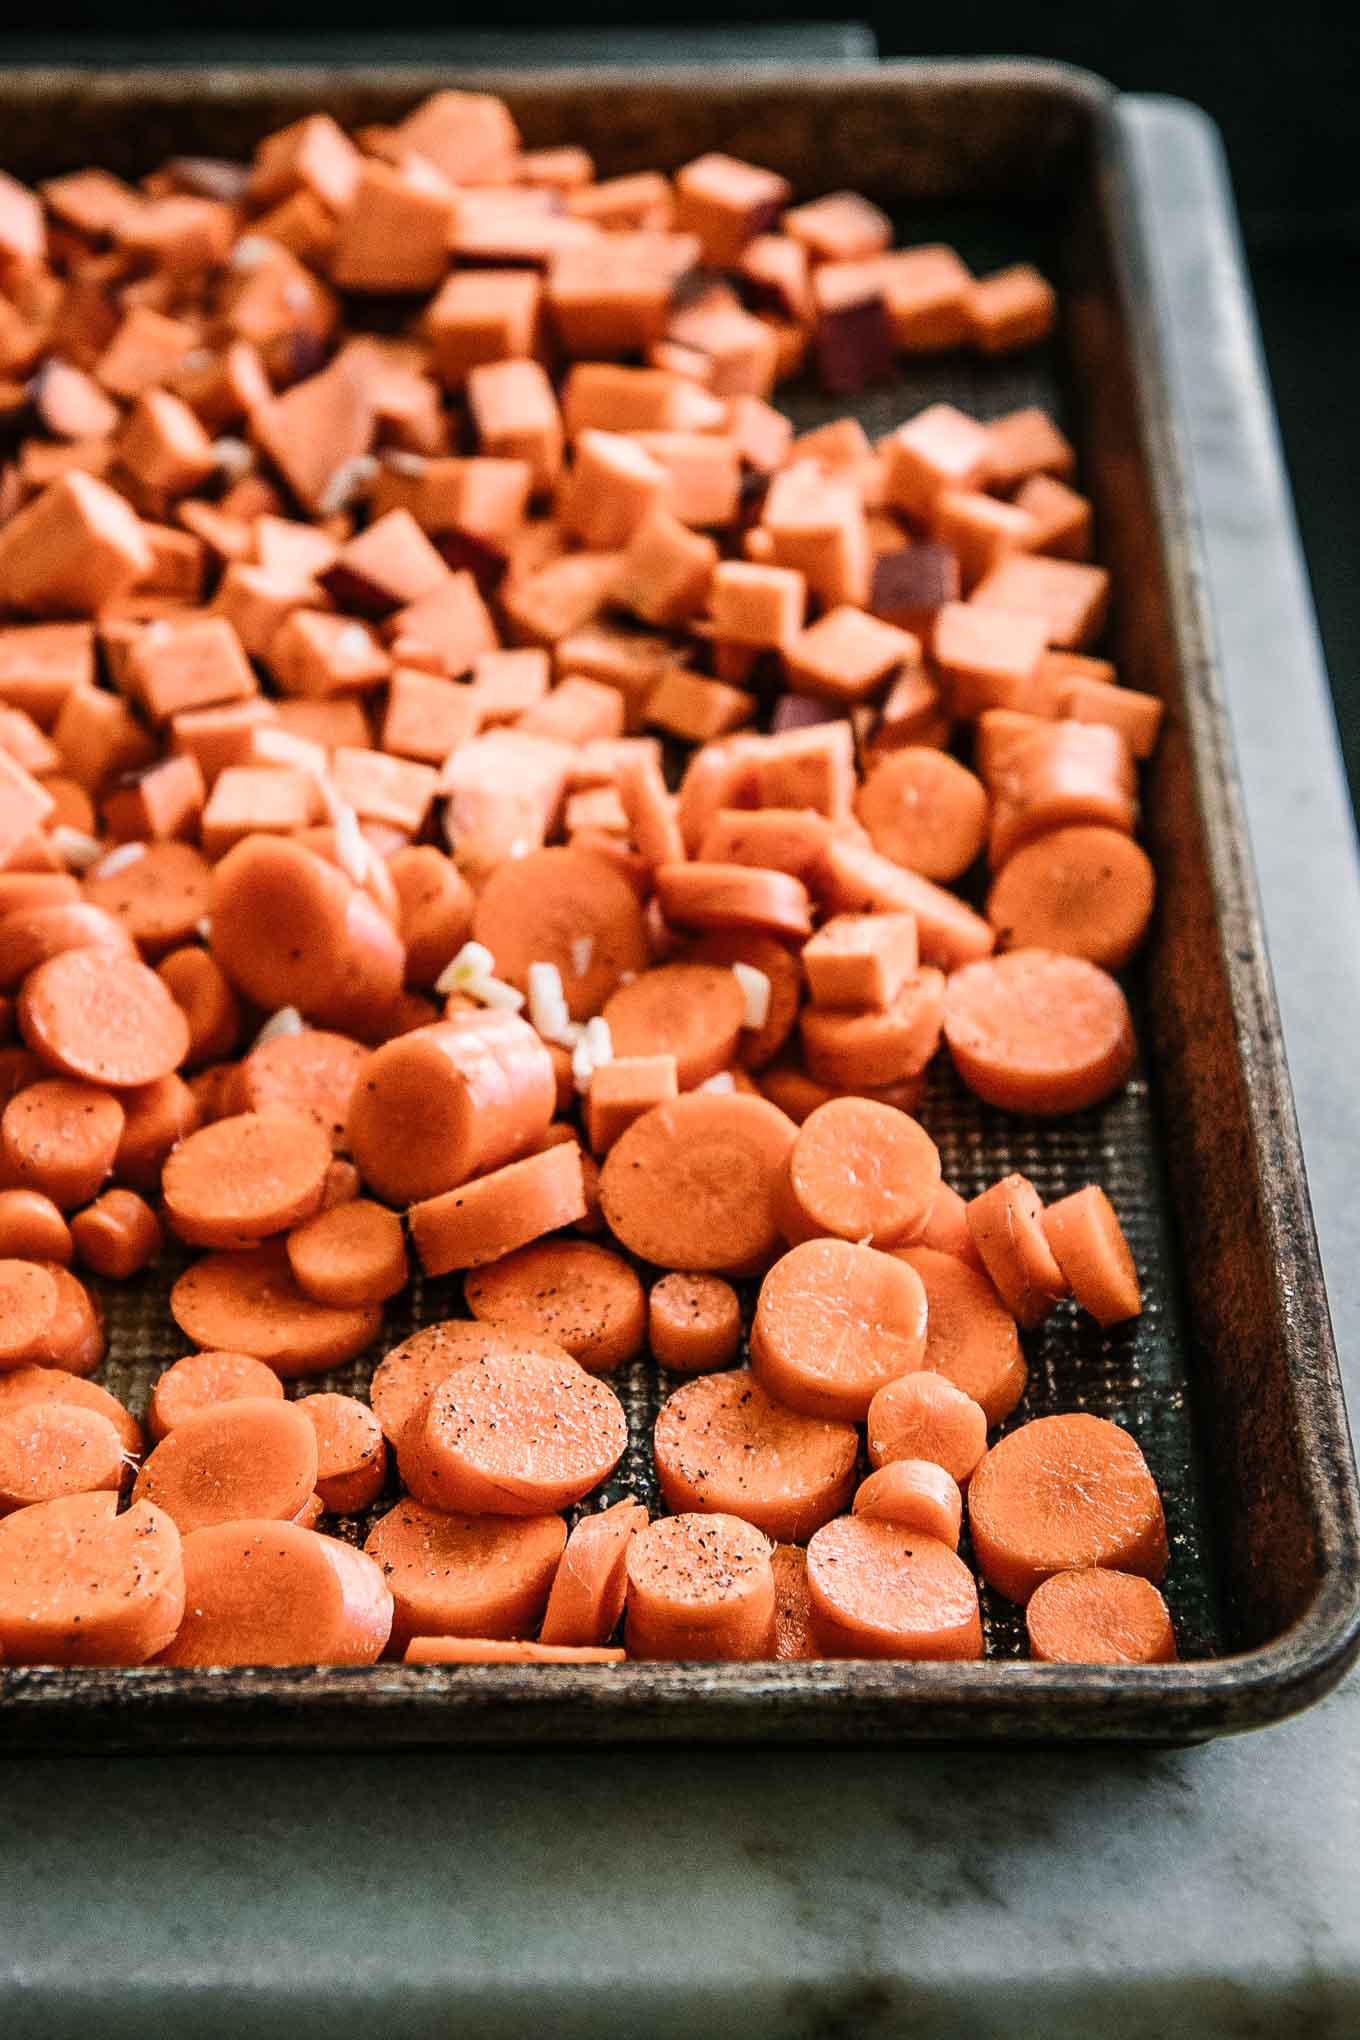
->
[986,825,1156,970]
[1041,1184,1142,1326]
[943,947,1136,1115]
[0,1365,141,1457]
[785,1097,941,1248]
[855,746,989,882]
[0,1188,74,1265]
[805,1514,983,1660]
[158,1520,393,1667]
[539,1497,648,1647]
[163,1109,332,1248]
[654,1367,858,1543]
[893,1245,1027,1425]
[363,1499,567,1648]
[286,1198,409,1307]
[369,1319,540,1448]
[464,1239,645,1375]
[866,1371,989,1485]
[966,1173,1069,1329]
[19,946,191,1088]
[0,1401,127,1514]
[750,1237,927,1421]
[402,1349,628,1515]
[599,1091,797,1273]
[169,1242,381,1377]
[647,1272,742,1374]
[1025,1566,1177,1664]
[602,963,746,1090]
[624,1511,777,1661]
[852,1460,963,1549]
[132,1395,319,1534]
[0,901,133,993]
[799,968,946,1089]
[297,1391,388,1514]
[0,1490,185,1666]
[687,930,802,1070]
[83,840,214,956]
[471,844,649,1020]
[149,1349,285,1441]
[232,1029,369,1152]
[771,1543,821,1660]
[1,1079,125,1211]
[0,1259,60,1368]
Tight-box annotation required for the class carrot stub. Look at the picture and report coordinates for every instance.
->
[363,1498,567,1648]
[0,1189,73,1269]
[464,1239,645,1375]
[0,1490,184,1666]
[285,1197,408,1307]
[805,1514,982,1660]
[148,1348,285,1440]
[1025,1566,1177,1664]
[70,1187,163,1279]
[162,1108,331,1247]
[943,947,1136,1116]
[599,1090,796,1274]
[750,1237,927,1421]
[865,1370,989,1485]
[132,1394,319,1534]
[1041,1184,1142,1327]
[539,1496,648,1647]
[297,1390,388,1514]
[784,1096,941,1248]
[401,1348,627,1515]
[647,1271,742,1374]
[893,1244,1027,1424]
[624,1510,776,1660]
[169,1241,381,1377]
[852,1460,963,1549]
[654,1367,857,1543]
[157,1520,393,1666]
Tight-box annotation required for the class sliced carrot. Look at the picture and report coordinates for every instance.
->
[0,1259,59,1368]
[132,1394,319,1534]
[913,1182,985,1270]
[0,1364,140,1456]
[892,1244,1027,1424]
[0,1077,124,1211]
[0,1400,127,1513]
[29,1263,104,1376]
[624,1510,776,1660]
[986,825,1155,970]
[162,1108,331,1247]
[231,1027,368,1153]
[0,900,133,993]
[647,1271,742,1374]
[855,746,988,881]
[784,1096,940,1248]
[1025,1566,1177,1664]
[865,1370,989,1484]
[654,862,813,942]
[654,1367,857,1542]
[402,1348,628,1515]
[82,839,213,956]
[470,844,649,1021]
[966,1173,1069,1329]
[388,844,474,991]
[771,1542,821,1659]
[169,1241,381,1377]
[0,1490,184,1666]
[113,1072,200,1193]
[363,1498,567,1648]
[464,1238,645,1375]
[285,1197,408,1306]
[157,1520,393,1666]
[814,836,994,970]
[967,1412,1169,1603]
[19,947,190,1088]
[70,1187,163,1278]
[368,1318,535,1448]
[598,1091,796,1273]
[321,1157,362,1209]
[297,1390,388,1513]
[799,967,945,1090]
[156,946,241,1066]
[405,1635,625,1664]
[805,1514,982,1659]
[1041,1184,1142,1326]
[750,1237,927,1420]
[539,1496,647,1646]
[685,928,802,1070]
[409,1139,587,1275]
[852,1460,963,1548]
[149,1348,285,1441]
[602,962,746,1090]
[944,948,1136,1115]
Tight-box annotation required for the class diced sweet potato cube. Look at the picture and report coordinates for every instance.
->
[178,502,254,567]
[319,508,449,618]
[426,270,542,390]
[466,358,563,494]
[709,560,805,650]
[666,290,778,400]
[554,621,675,732]
[249,113,361,214]
[116,389,217,499]
[783,604,920,704]
[547,233,692,360]
[468,648,551,725]
[169,699,277,781]
[117,196,234,276]
[810,264,896,396]
[387,571,499,676]
[389,91,520,187]
[1033,653,1162,759]
[201,764,321,856]
[0,472,151,616]
[933,600,1050,716]
[869,668,949,754]
[251,356,375,516]
[985,406,1076,492]
[566,170,671,229]
[931,489,1039,589]
[268,611,391,697]
[644,667,753,743]
[331,158,456,294]
[1013,474,1092,562]
[632,432,741,528]
[726,393,794,474]
[738,234,812,324]
[586,1054,679,1153]
[673,154,791,266]
[330,746,439,834]
[221,241,337,359]
[500,551,621,648]
[40,167,144,241]
[614,509,716,628]
[868,541,961,636]
[803,911,919,1010]
[0,623,94,727]
[439,727,571,879]
[782,190,891,263]
[883,403,994,520]
[30,361,120,443]
[761,461,870,608]
[52,683,155,791]
[967,265,1056,352]
[127,615,258,724]
[557,431,670,552]
[874,244,973,351]
[273,698,370,752]
[138,522,208,601]
[969,553,1110,651]
[0,170,47,273]
[752,721,856,819]
[0,707,60,777]
[0,749,55,869]
[381,667,483,763]
[519,147,595,194]
[210,562,316,659]
[102,750,206,842]
[519,675,627,744]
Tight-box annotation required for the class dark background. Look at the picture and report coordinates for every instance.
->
[3,7,1357,815]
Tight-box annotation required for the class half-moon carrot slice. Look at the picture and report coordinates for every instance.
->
[750,1237,927,1421]
[162,1109,331,1247]
[943,947,1135,1115]
[654,1367,858,1542]
[0,1258,59,1368]
[784,1096,941,1248]
[865,1370,989,1485]
[966,1173,1069,1329]
[602,962,746,1091]
[0,1490,184,1665]
[1040,1184,1142,1326]
[771,1542,821,1659]
[402,1349,628,1515]
[82,839,214,957]
[132,1395,319,1534]
[363,1499,567,1648]
[286,1198,408,1307]
[624,1511,777,1660]
[148,1349,285,1441]
[852,1460,963,1548]
[0,1188,73,1265]
[29,1263,104,1375]
[1025,1566,1177,1664]
[805,1514,982,1659]
[647,1271,742,1374]
[1,1079,124,1211]
[0,1364,141,1457]
[967,1412,1169,1603]
[157,1520,393,1666]
[409,1139,587,1275]
[464,1239,645,1375]
[0,1401,127,1513]
[539,1496,647,1647]
[599,1091,796,1273]
[892,1244,1027,1424]
[368,1320,535,1449]
[986,825,1155,970]
[19,947,190,1088]
[170,1242,381,1377]
[655,862,813,942]
[231,1028,369,1153]
[471,843,650,1021]
[405,1635,626,1663]
[686,929,802,1070]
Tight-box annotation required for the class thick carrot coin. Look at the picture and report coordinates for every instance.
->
[388,846,474,991]
[297,1391,388,1513]
[82,840,214,956]
[0,1491,184,1666]
[943,947,1135,1115]
[0,1259,59,1368]
[654,1367,857,1542]
[0,901,134,992]
[156,947,241,1067]
[170,1242,381,1376]
[232,1028,368,1152]
[986,825,1155,970]
[539,1497,647,1647]
[369,1320,531,1448]
[409,1139,587,1275]
[0,1365,141,1457]
[866,1371,989,1485]
[687,929,802,1070]
[599,1091,797,1273]
[113,1073,200,1193]
[771,1542,821,1659]
[914,1182,985,1270]
[133,1395,319,1534]
[158,1520,393,1666]
[655,862,813,942]
[0,1188,73,1265]
[893,1244,1027,1424]
[785,1097,941,1248]
[750,1238,927,1420]
[19,947,190,1088]
[625,1511,777,1660]
[464,1239,645,1375]
[799,967,946,1089]
[648,1271,742,1374]
[966,1173,1069,1329]
[806,1515,983,1660]
[471,845,649,1020]
[363,1499,567,1648]
[1025,1566,1177,1664]
[855,747,988,882]
[1041,1184,1142,1326]
[149,1349,284,1441]
[286,1198,408,1306]
[967,1412,1169,1603]
[70,1187,163,1279]
[0,1401,127,1513]
[405,1635,625,1663]
[1,1078,125,1211]
[29,1263,104,1376]
[602,962,746,1091]
[162,1109,331,1247]
[852,1460,963,1548]
[402,1349,628,1515]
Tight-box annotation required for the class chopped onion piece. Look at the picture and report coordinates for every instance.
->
[568,935,594,980]
[699,1070,736,1095]
[435,940,496,996]
[50,826,102,871]
[91,841,147,880]
[471,976,526,1012]
[252,1006,305,1049]
[732,962,771,1031]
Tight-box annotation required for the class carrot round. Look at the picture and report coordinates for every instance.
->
[405,1635,625,1663]
[986,825,1155,970]
[83,840,214,957]
[113,1072,200,1193]
[647,1271,742,1374]
[893,1244,1027,1424]
[0,1490,184,1665]
[866,1370,989,1484]
[852,1460,963,1548]
[599,1091,797,1273]
[464,1239,645,1375]
[471,844,649,1021]
[0,1400,127,1513]
[170,1241,381,1377]
[539,1496,647,1646]
[967,1412,1169,1603]
[624,1511,777,1660]
[1041,1184,1142,1326]
[157,1520,393,1666]
[0,901,134,992]
[771,1542,821,1659]
[19,947,190,1088]
[1,1078,125,1211]
[805,1514,983,1660]
[602,962,746,1091]
[686,929,802,1069]
[149,1348,285,1441]
[363,1498,567,1648]
[0,1187,72,1266]
[286,1197,408,1306]
[156,946,241,1067]
[750,1237,927,1420]
[855,747,988,881]
[0,1258,59,1368]
[1025,1566,1177,1664]
[784,1097,941,1248]
[297,1390,388,1513]
[132,1394,319,1534]
[655,862,813,942]
[966,1172,1069,1329]
[402,1348,628,1515]
[654,1367,858,1542]
[162,1108,331,1247]
[368,1319,536,1448]
[230,1028,368,1152]
[70,1187,163,1278]
[388,846,475,991]
[29,1263,104,1376]
[0,1364,140,1457]
[409,1138,587,1274]
[943,947,1135,1115]
[799,967,946,1089]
